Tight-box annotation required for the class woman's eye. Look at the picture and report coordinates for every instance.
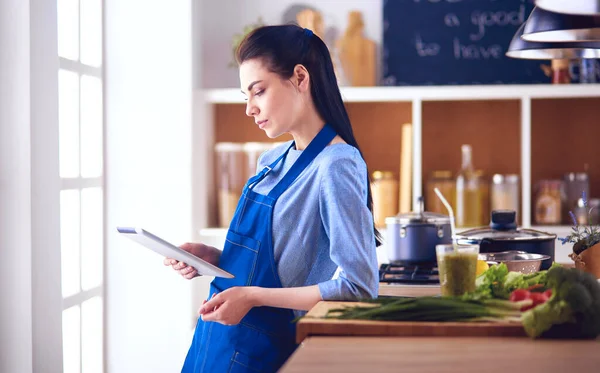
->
[255,90,264,96]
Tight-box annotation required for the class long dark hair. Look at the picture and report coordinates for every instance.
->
[236,24,382,247]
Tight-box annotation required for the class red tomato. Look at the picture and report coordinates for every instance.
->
[509,289,531,302]
[543,289,553,298]
[529,292,549,307]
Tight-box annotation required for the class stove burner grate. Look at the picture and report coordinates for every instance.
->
[379,263,440,284]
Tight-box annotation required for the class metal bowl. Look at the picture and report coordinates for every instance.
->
[478,251,551,274]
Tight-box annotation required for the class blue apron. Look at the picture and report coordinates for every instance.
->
[182,125,337,373]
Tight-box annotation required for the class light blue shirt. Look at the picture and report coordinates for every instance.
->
[252,141,379,310]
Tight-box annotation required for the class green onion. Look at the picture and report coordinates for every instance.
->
[325,296,531,323]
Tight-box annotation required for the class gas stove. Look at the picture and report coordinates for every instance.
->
[379,263,439,284]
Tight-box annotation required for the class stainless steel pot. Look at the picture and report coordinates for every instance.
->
[456,210,556,270]
[385,199,452,265]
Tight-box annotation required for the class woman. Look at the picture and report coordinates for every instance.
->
[165,24,381,373]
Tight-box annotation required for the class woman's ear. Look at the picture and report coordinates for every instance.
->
[292,64,310,93]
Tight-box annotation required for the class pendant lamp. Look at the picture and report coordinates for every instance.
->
[506,23,600,59]
[536,0,600,16]
[523,7,600,42]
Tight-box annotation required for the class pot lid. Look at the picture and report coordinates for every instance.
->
[457,227,556,241]
[456,210,556,241]
[385,211,451,225]
[385,196,451,225]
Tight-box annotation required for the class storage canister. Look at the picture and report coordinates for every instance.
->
[426,170,455,215]
[243,142,274,179]
[372,171,398,228]
[491,174,520,221]
[215,142,246,228]
[563,172,589,224]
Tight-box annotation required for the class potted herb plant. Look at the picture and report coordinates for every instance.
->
[560,191,600,278]
[229,18,264,67]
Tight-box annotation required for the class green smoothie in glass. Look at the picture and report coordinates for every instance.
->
[436,244,479,297]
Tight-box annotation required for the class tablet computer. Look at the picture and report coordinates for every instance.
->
[117,227,234,278]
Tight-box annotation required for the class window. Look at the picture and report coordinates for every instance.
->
[57,0,104,372]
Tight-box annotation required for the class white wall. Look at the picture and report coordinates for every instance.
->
[104,1,207,372]
[29,0,64,371]
[199,0,383,88]
[1,1,63,372]
[0,2,34,371]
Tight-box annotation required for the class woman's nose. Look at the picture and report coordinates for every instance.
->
[245,101,258,117]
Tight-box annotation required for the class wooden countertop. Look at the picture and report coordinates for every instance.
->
[295,301,525,343]
[280,336,600,373]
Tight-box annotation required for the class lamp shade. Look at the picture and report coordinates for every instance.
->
[536,0,600,16]
[506,23,600,59]
[523,6,600,42]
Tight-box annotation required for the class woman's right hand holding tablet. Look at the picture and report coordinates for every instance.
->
[163,243,221,280]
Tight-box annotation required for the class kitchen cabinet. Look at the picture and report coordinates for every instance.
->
[195,84,600,248]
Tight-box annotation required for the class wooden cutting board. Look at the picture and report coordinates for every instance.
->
[296,301,526,343]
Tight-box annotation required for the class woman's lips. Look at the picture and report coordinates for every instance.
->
[257,120,268,129]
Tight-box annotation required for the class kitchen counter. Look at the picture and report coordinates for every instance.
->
[280,336,600,373]
[284,265,599,372]
[378,283,440,297]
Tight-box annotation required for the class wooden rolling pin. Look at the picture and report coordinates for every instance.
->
[399,123,412,213]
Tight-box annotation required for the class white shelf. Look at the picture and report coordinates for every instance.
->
[203,84,600,104]
[530,225,573,236]
[197,84,600,230]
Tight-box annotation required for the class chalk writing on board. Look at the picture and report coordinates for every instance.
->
[469,6,526,41]
[416,35,440,57]
[383,0,548,86]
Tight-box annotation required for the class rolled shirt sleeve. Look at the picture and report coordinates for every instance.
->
[316,152,379,300]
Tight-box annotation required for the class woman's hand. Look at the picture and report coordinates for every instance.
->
[198,287,259,325]
[163,242,221,279]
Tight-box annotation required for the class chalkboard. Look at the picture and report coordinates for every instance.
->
[382,0,549,86]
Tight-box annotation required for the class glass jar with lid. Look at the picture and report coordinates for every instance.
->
[243,142,274,179]
[491,174,520,221]
[563,172,589,224]
[371,171,398,228]
[215,142,246,228]
[426,170,455,215]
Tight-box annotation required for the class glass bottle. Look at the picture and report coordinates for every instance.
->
[534,180,564,225]
[455,145,483,228]
[476,170,490,226]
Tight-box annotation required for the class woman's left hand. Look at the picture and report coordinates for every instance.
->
[199,287,259,326]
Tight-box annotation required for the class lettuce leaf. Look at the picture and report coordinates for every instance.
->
[463,263,551,301]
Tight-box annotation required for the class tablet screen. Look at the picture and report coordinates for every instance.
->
[117,227,234,278]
